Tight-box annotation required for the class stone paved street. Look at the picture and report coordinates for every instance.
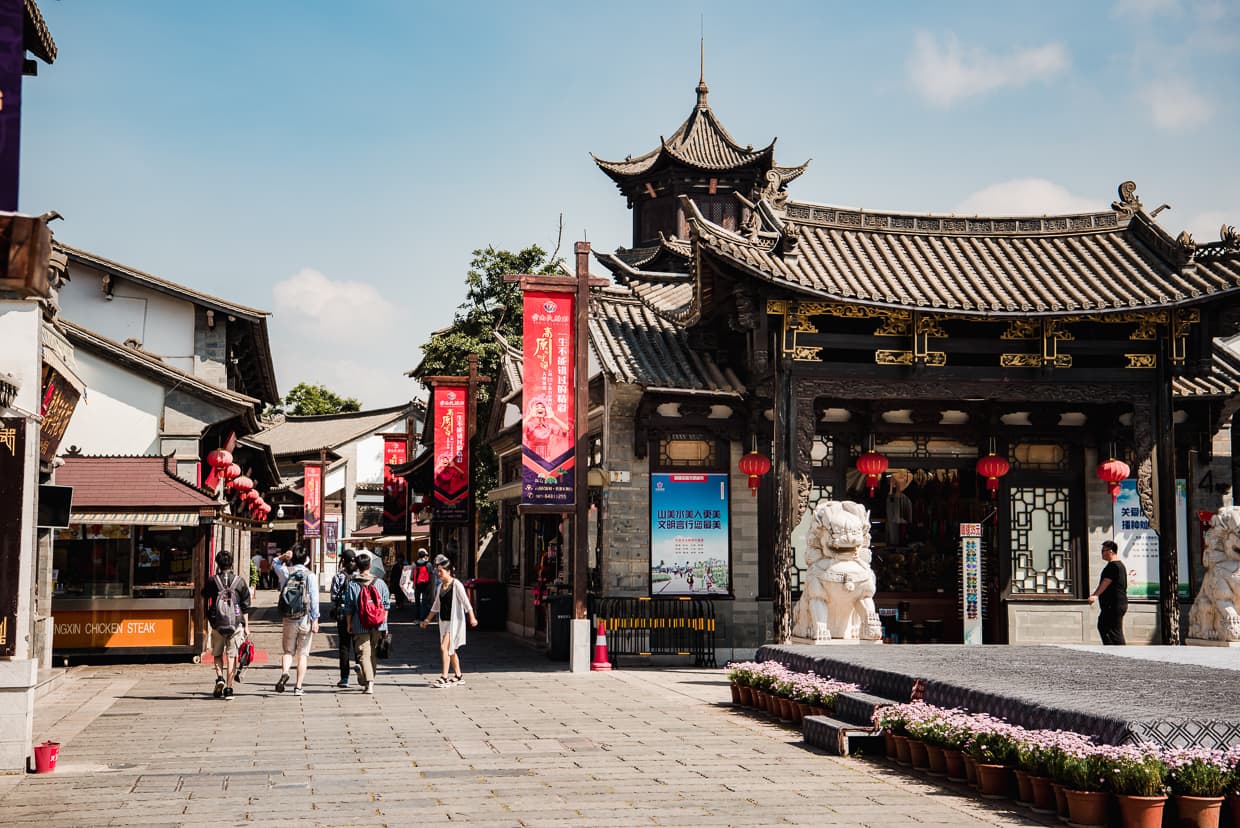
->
[0,594,1054,827]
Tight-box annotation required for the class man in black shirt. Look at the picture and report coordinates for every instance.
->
[1088,540,1128,645]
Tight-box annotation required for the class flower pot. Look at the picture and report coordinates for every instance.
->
[1052,783,1070,823]
[943,748,966,782]
[775,697,792,721]
[753,690,769,712]
[798,702,818,721]
[1064,789,1109,827]
[975,763,1012,799]
[963,753,978,786]
[1176,795,1224,828]
[737,685,753,706]
[787,700,803,725]
[883,731,897,760]
[925,744,947,776]
[1012,769,1033,804]
[907,738,930,770]
[730,683,741,705]
[1029,775,1056,814]
[1115,794,1166,828]
[892,734,911,766]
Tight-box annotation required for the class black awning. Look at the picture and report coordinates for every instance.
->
[391,446,432,493]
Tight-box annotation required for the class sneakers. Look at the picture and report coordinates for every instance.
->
[223,687,234,701]
[275,673,290,693]
[233,667,245,683]
[293,687,304,697]
[336,680,349,688]
[213,677,225,699]
[363,682,374,695]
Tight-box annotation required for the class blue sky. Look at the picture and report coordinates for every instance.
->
[20,0,1240,407]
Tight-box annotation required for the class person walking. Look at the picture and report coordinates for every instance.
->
[420,557,478,687]
[342,554,391,694]
[201,549,250,701]
[411,548,434,621]
[329,548,359,688]
[272,546,320,695]
[1088,539,1128,645]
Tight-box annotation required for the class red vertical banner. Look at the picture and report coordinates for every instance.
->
[382,436,408,535]
[433,385,469,523]
[303,465,322,538]
[521,290,575,506]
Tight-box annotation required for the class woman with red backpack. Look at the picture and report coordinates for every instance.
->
[342,553,391,695]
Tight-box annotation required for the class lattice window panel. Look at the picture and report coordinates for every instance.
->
[1009,486,1074,594]
[656,437,718,468]
[811,434,834,468]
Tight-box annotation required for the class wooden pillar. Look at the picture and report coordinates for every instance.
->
[1155,336,1180,643]
[773,358,793,644]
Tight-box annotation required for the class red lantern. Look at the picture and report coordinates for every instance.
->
[206,449,232,469]
[220,462,241,481]
[737,451,772,497]
[975,453,1011,500]
[1096,458,1130,502]
[856,451,889,497]
[230,475,254,494]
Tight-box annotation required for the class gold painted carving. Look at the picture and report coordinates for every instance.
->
[922,352,947,367]
[793,345,823,361]
[876,350,914,366]
[1126,354,1157,369]
[873,315,910,337]
[1000,353,1042,368]
[1171,308,1199,364]
[917,316,948,339]
[1001,319,1039,340]
[766,299,788,316]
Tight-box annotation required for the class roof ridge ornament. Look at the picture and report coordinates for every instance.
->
[1112,180,1142,218]
[1222,224,1240,249]
[696,33,709,108]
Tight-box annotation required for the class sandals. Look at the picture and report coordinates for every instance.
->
[449,675,464,685]
[432,675,450,688]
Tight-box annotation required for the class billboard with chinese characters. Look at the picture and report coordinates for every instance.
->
[382,436,407,535]
[0,417,25,656]
[650,473,730,596]
[521,291,575,507]
[433,385,469,523]
[303,464,321,538]
[39,364,81,464]
[1113,478,1190,598]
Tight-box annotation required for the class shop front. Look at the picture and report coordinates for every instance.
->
[52,455,220,657]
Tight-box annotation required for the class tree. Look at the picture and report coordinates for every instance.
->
[413,245,563,530]
[278,382,362,416]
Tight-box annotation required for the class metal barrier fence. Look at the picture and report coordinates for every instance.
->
[594,597,717,667]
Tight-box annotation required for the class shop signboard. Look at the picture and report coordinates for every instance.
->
[0,416,24,656]
[381,435,407,535]
[649,472,730,596]
[38,364,81,464]
[53,610,189,649]
[303,464,321,538]
[521,291,575,507]
[1113,478,1190,598]
[432,385,469,523]
[325,516,339,563]
[959,523,983,645]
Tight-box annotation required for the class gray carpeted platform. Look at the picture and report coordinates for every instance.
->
[758,643,1240,749]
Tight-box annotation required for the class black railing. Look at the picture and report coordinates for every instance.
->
[595,597,717,667]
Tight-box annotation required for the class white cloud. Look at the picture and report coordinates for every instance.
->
[1144,78,1215,129]
[956,179,1102,216]
[272,268,397,334]
[1112,0,1182,18]
[907,32,1070,108]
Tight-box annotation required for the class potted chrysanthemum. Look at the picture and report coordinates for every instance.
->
[1166,748,1230,828]
[1101,745,1168,828]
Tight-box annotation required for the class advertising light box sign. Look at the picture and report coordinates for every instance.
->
[650,473,730,596]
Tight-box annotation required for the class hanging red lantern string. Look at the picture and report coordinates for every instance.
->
[856,451,889,497]
[206,449,233,469]
[220,462,241,481]
[1097,457,1130,502]
[975,453,1011,500]
[738,450,772,497]
[229,475,254,494]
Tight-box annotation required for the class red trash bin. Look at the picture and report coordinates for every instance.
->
[33,740,59,773]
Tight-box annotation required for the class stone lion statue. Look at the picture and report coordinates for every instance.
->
[1188,507,1240,642]
[792,500,884,642]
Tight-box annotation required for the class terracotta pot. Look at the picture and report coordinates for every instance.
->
[1029,775,1056,814]
[883,731,897,760]
[907,739,930,770]
[925,744,947,776]
[892,734,911,766]
[753,690,769,712]
[975,763,1012,799]
[737,685,753,706]
[799,702,818,721]
[785,698,803,724]
[942,748,966,782]
[963,753,978,786]
[729,683,741,705]
[1013,769,1033,804]
[1176,795,1224,828]
[1051,783,1069,822]
[1227,793,1240,828]
[1115,794,1167,828]
[812,705,829,717]
[1063,789,1109,827]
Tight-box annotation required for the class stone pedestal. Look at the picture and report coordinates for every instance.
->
[569,618,592,673]
[0,658,37,774]
[1186,638,1240,647]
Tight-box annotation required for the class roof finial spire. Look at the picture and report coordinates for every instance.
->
[696,20,709,108]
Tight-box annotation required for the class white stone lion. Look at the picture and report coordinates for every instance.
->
[1188,507,1240,642]
[792,500,884,642]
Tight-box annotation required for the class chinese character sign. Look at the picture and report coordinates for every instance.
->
[39,365,81,464]
[650,473,730,596]
[1113,478,1190,598]
[959,523,983,645]
[0,417,25,656]
[382,436,407,535]
[521,291,575,506]
[433,385,469,523]
[303,465,322,538]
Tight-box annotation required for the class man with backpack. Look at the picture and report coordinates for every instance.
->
[201,549,251,701]
[329,548,359,688]
[272,545,320,696]
[406,548,432,621]
[341,553,391,694]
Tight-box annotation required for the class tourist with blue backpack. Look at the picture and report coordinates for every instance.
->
[201,549,251,701]
[341,553,391,695]
[272,545,320,696]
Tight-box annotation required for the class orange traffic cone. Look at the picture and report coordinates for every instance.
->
[590,619,612,671]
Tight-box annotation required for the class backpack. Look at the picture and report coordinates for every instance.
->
[278,570,310,619]
[208,573,243,635]
[414,561,431,585]
[357,581,387,629]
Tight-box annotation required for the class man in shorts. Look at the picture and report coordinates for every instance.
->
[272,546,320,695]
[201,549,250,700]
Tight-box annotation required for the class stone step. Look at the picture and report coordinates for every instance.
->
[803,714,884,757]
[833,690,898,727]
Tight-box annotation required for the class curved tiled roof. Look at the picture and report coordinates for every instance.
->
[1174,342,1240,399]
[685,195,1240,317]
[58,455,218,509]
[252,404,415,458]
[589,289,744,395]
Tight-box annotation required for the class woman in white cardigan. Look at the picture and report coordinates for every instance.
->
[419,558,477,686]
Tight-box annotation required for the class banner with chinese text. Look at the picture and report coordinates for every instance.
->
[39,364,81,464]
[382,436,407,535]
[1112,478,1190,599]
[433,385,469,523]
[0,417,24,655]
[303,464,322,538]
[521,291,575,506]
[649,473,730,596]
